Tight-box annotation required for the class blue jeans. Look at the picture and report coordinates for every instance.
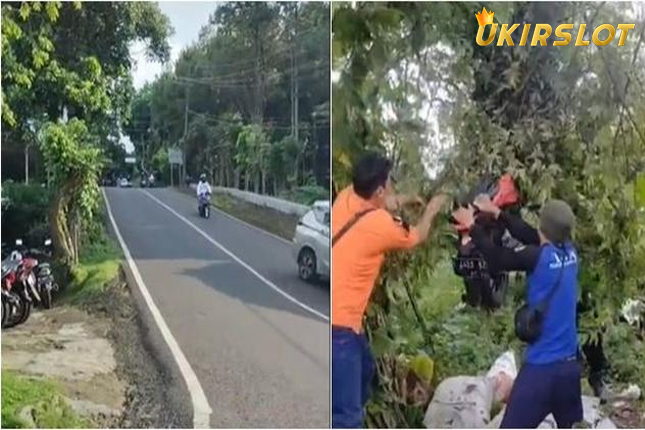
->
[332,326,375,428]
[501,359,583,428]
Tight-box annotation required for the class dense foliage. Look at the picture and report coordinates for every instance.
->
[1,1,172,265]
[333,2,645,426]
[124,2,330,198]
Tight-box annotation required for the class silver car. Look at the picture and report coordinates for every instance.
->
[293,200,330,282]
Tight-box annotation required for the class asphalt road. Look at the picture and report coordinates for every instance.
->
[104,187,329,428]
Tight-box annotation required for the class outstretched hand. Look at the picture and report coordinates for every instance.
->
[474,193,501,218]
[452,205,476,230]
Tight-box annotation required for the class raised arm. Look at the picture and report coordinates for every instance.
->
[453,205,541,273]
[474,194,540,245]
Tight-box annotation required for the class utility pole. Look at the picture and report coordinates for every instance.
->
[183,87,189,187]
[294,3,299,148]
[24,144,29,185]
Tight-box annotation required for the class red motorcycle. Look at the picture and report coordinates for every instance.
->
[1,240,40,328]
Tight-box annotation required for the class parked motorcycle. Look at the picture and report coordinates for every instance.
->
[23,239,58,309]
[1,245,37,328]
[18,238,58,309]
[198,192,211,219]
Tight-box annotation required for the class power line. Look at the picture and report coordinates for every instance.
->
[185,26,326,71]
[173,61,329,89]
[176,58,329,85]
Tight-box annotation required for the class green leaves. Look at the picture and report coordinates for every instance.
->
[334,2,645,427]
[408,353,435,385]
[45,2,60,22]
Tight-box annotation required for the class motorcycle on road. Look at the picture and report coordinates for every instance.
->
[198,192,211,219]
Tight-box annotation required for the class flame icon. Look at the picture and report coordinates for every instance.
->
[476,7,495,26]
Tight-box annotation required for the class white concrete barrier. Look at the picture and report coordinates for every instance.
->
[189,184,310,216]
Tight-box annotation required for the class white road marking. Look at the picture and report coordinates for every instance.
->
[142,189,330,322]
[102,189,212,428]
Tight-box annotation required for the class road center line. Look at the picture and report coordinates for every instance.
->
[141,189,330,322]
[102,189,212,428]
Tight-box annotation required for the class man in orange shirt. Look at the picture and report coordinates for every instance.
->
[332,152,447,428]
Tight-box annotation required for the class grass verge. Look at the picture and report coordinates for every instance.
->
[63,233,122,305]
[1,371,89,429]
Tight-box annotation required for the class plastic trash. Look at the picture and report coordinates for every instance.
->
[424,376,495,428]
[487,396,616,428]
[596,418,617,428]
[486,351,518,403]
[617,384,641,400]
[621,299,645,326]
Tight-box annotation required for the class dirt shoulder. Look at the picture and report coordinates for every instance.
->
[1,265,191,428]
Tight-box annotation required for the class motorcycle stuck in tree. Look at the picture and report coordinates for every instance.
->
[198,192,211,219]
[451,174,522,310]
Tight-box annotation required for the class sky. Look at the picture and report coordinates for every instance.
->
[122,2,219,152]
[130,2,219,90]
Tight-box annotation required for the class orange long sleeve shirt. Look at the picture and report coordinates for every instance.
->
[332,186,421,333]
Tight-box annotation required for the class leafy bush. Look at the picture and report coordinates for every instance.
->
[605,323,645,393]
[1,182,52,246]
[279,185,329,205]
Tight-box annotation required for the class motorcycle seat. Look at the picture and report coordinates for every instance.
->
[1,259,21,275]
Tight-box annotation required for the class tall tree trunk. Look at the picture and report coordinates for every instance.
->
[261,170,267,195]
[49,187,74,267]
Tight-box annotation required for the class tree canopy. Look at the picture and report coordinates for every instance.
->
[1,1,173,264]
[124,2,330,200]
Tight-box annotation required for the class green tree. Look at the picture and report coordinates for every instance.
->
[1,1,172,266]
[124,2,330,197]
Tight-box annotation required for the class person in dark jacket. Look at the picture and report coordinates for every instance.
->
[452,195,582,428]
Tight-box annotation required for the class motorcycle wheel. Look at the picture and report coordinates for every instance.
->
[16,298,32,325]
[481,273,508,310]
[41,284,53,309]
[204,205,210,219]
[463,279,483,308]
[4,296,22,328]
[1,297,9,328]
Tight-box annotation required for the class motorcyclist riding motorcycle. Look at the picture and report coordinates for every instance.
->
[196,173,212,218]
[196,174,212,197]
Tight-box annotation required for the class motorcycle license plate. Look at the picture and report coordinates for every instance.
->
[458,258,488,272]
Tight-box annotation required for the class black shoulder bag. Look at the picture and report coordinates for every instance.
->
[514,251,566,343]
[332,208,376,247]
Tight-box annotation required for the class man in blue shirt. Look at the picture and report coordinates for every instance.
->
[452,196,582,428]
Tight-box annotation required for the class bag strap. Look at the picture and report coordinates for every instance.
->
[536,248,567,314]
[332,208,376,247]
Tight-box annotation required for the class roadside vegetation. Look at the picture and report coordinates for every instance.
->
[333,2,645,427]
[1,3,172,427]
[1,371,89,429]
